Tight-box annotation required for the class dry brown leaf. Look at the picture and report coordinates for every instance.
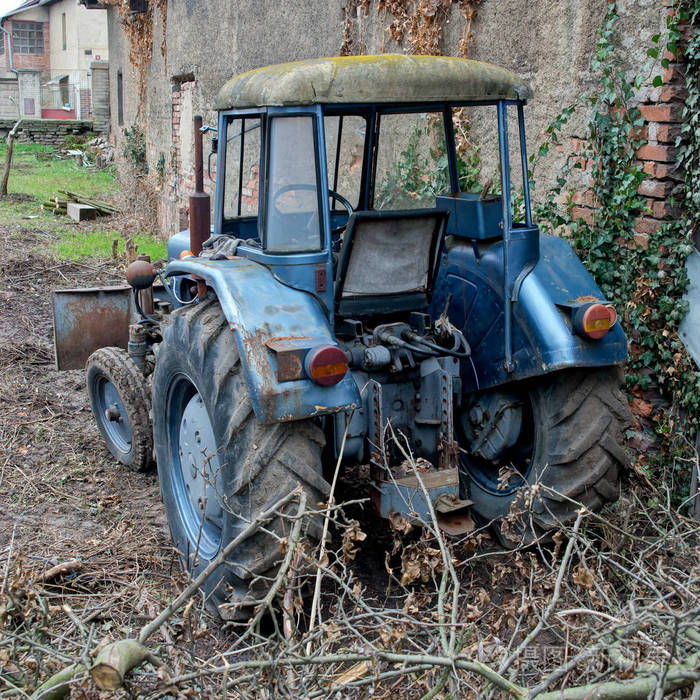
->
[341,520,367,561]
[573,564,595,590]
[333,661,370,687]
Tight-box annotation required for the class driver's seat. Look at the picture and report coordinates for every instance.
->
[334,208,448,318]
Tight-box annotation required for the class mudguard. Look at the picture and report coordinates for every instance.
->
[429,233,628,392]
[164,257,360,424]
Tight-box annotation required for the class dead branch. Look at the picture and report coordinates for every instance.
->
[30,664,86,700]
[36,560,82,584]
[306,415,352,652]
[90,639,151,690]
[534,648,700,699]
[500,508,586,674]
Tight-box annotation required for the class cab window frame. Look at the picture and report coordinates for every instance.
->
[261,110,326,256]
[216,108,265,238]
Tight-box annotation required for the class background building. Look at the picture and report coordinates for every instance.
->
[0,0,107,119]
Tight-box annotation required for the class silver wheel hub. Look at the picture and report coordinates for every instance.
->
[178,393,223,527]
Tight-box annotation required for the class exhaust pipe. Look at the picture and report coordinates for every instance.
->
[189,115,210,299]
[189,115,210,257]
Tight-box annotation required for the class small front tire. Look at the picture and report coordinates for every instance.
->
[86,347,153,471]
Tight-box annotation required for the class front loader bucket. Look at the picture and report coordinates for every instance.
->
[52,286,133,370]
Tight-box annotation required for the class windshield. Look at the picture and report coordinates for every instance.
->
[264,115,322,254]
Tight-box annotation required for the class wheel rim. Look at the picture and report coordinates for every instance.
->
[460,389,536,497]
[94,375,133,454]
[166,374,224,560]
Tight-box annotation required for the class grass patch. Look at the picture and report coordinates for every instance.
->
[0,144,116,202]
[1,146,166,262]
[54,230,167,261]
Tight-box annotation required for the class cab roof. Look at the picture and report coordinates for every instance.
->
[214,54,533,110]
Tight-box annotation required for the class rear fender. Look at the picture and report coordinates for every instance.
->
[165,257,360,424]
[430,233,628,392]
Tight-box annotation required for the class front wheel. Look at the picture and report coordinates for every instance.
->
[459,367,632,545]
[152,299,329,619]
[86,347,153,471]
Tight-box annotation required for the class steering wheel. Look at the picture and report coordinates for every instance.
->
[269,185,354,248]
[271,183,353,214]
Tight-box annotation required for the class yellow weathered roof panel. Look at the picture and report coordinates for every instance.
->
[214,54,533,110]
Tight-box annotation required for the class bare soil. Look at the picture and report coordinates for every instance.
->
[0,224,197,689]
[2,219,698,699]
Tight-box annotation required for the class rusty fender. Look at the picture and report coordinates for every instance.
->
[164,257,360,424]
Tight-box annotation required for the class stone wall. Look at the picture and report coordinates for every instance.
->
[106,0,671,237]
[0,117,94,144]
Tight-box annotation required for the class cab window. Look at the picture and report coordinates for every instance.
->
[223,116,261,222]
[264,116,322,254]
[374,112,451,210]
[324,114,366,210]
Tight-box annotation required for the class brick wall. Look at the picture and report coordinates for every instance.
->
[156,78,215,235]
[79,88,92,120]
[0,117,93,144]
[569,3,688,250]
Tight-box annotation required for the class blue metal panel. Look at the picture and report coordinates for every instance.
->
[680,250,700,367]
[429,233,628,391]
[164,257,360,424]
[168,230,192,261]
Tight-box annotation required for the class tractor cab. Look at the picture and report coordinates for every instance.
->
[169,55,537,350]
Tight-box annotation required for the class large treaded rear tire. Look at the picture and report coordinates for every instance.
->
[152,299,329,619]
[463,367,632,544]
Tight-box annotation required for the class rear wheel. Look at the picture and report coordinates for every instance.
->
[152,299,329,619]
[459,367,631,545]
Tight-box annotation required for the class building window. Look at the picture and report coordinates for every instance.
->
[12,21,44,55]
[61,13,66,50]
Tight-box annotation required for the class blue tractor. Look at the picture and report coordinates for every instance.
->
[57,55,630,618]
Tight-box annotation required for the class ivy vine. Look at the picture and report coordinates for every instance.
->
[532,2,700,485]
[106,0,168,117]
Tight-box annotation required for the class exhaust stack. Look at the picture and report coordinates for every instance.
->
[189,115,210,257]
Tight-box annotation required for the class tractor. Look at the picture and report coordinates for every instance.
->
[53,55,631,618]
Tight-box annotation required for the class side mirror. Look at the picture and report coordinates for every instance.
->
[208,136,218,180]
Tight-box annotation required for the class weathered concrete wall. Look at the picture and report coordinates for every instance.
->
[48,1,109,77]
[0,117,93,144]
[106,0,667,236]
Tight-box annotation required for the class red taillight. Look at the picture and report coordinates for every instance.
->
[305,345,348,386]
[574,303,617,340]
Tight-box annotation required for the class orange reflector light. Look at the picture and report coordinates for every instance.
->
[575,303,617,340]
[305,345,348,386]
[179,249,194,259]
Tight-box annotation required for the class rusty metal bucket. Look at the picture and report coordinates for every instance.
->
[52,286,133,370]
